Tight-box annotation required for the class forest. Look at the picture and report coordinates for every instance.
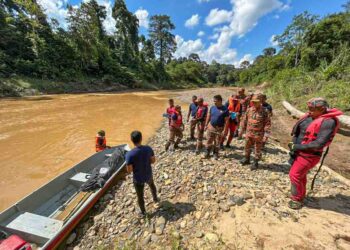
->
[0,0,349,111]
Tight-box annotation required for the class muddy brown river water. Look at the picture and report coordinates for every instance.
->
[0,91,173,211]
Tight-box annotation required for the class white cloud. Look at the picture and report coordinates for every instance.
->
[174,35,205,58]
[185,14,200,28]
[209,33,219,40]
[270,35,279,46]
[205,8,232,26]
[135,8,149,29]
[37,0,68,28]
[234,54,253,67]
[197,31,205,37]
[38,0,116,34]
[198,0,210,3]
[273,14,280,19]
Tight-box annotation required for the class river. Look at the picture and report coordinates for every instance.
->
[0,91,173,211]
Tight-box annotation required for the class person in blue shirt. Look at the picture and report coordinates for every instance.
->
[187,95,198,140]
[126,131,159,217]
[204,95,230,159]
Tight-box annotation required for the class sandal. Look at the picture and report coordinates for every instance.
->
[288,200,303,210]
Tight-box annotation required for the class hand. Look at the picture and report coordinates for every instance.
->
[288,142,295,151]
[204,126,208,131]
[263,137,268,143]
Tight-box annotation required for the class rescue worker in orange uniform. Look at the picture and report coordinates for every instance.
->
[95,130,110,152]
[287,98,342,209]
[239,95,271,170]
[194,97,208,154]
[221,94,241,148]
[165,105,184,151]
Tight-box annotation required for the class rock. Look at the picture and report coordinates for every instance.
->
[155,216,166,235]
[205,233,219,243]
[219,204,230,212]
[66,233,76,245]
[195,231,204,238]
[151,234,159,242]
[180,220,187,229]
[73,247,80,250]
[89,230,96,237]
[93,214,104,223]
[336,238,350,250]
[172,230,181,239]
[195,211,202,220]
[243,192,253,200]
[268,200,278,207]
[142,235,152,245]
[254,191,265,199]
[229,195,245,206]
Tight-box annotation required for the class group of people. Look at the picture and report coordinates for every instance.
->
[165,88,273,170]
[96,89,343,216]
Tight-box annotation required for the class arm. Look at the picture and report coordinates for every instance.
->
[294,120,336,151]
[264,112,272,138]
[239,110,248,135]
[187,105,191,122]
[205,108,211,130]
[127,164,133,174]
[150,156,156,164]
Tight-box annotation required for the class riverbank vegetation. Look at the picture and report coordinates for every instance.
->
[1,0,349,110]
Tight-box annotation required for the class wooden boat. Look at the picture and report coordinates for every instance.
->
[0,145,129,249]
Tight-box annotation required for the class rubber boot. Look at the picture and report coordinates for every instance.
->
[174,139,181,149]
[240,157,250,165]
[213,150,219,160]
[165,141,171,151]
[225,134,233,148]
[204,147,211,159]
[195,141,202,155]
[250,159,259,170]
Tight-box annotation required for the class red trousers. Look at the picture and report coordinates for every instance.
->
[221,120,237,145]
[289,153,320,201]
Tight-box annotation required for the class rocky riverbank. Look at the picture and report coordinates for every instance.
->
[69,111,350,249]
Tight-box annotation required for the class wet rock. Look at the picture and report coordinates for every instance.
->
[66,233,76,245]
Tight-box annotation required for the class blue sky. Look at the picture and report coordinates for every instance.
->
[38,0,346,65]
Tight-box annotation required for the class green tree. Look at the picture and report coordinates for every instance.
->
[275,11,319,67]
[112,0,139,67]
[263,47,276,57]
[149,15,177,64]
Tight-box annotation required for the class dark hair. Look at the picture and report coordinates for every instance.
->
[169,98,174,102]
[192,95,197,99]
[213,95,222,102]
[131,130,142,144]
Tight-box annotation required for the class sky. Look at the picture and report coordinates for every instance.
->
[37,0,347,66]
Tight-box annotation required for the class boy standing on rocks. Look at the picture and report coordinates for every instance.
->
[126,131,159,217]
[239,95,271,170]
[204,95,229,159]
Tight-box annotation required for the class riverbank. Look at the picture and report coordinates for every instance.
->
[70,89,350,250]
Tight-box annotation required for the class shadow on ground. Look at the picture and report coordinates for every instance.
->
[305,194,350,216]
[150,200,196,222]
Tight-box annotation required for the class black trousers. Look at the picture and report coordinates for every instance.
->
[134,178,158,213]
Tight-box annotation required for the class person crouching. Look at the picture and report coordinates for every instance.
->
[165,105,184,151]
[240,95,271,170]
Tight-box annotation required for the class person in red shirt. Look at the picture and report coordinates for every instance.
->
[165,99,176,126]
[165,105,184,151]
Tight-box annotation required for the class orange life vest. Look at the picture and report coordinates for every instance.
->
[196,102,208,119]
[95,136,107,152]
[228,97,241,113]
[170,111,183,128]
[294,108,342,153]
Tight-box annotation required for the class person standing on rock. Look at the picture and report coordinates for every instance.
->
[126,131,159,217]
[287,98,342,210]
[204,95,229,159]
[165,105,184,151]
[240,95,271,170]
[194,97,208,154]
[165,99,176,126]
[221,94,241,148]
[187,95,198,140]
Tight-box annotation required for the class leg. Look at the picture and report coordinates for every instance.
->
[205,127,215,158]
[226,122,237,146]
[174,129,183,148]
[147,178,158,202]
[166,127,176,151]
[241,137,253,165]
[196,122,204,152]
[190,119,196,139]
[213,127,224,159]
[251,138,263,170]
[289,155,320,202]
[134,182,146,214]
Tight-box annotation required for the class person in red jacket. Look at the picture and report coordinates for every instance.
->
[221,94,241,148]
[95,130,110,152]
[165,105,184,151]
[165,99,176,126]
[287,98,342,209]
[194,97,208,154]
